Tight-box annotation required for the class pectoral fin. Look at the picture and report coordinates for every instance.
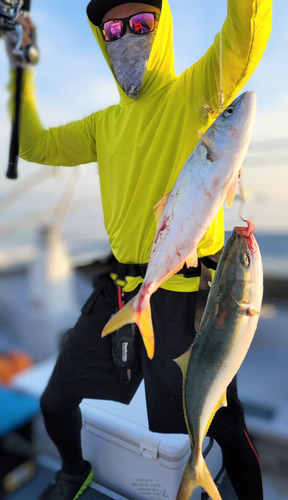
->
[236,301,261,316]
[247,308,261,317]
[153,192,170,226]
[226,175,238,208]
[198,131,220,162]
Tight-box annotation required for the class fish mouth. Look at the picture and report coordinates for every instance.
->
[233,221,258,253]
[242,90,257,111]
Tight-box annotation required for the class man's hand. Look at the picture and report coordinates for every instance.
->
[5,15,36,69]
[17,15,35,48]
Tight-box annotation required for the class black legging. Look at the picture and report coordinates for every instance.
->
[40,276,263,499]
[219,430,263,500]
[40,392,84,474]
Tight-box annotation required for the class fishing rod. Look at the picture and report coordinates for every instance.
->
[0,0,39,180]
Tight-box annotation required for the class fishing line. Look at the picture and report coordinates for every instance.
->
[201,29,225,118]
[219,30,248,226]
[238,176,248,223]
[219,29,224,113]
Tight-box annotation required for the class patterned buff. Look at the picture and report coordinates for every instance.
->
[105,32,156,100]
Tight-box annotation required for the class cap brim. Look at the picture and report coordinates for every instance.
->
[87,0,162,26]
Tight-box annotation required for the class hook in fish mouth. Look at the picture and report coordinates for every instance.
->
[234,220,256,237]
[233,221,258,253]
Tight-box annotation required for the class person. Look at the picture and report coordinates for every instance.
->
[6,1,273,499]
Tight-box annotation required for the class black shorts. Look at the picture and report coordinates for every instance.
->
[44,274,245,436]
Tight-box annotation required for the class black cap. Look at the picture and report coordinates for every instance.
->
[87,0,162,26]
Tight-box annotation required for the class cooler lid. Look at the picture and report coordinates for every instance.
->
[82,382,191,462]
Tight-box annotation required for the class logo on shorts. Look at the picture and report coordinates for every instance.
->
[122,342,128,363]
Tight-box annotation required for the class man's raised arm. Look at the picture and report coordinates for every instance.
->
[178,0,273,115]
[6,17,98,167]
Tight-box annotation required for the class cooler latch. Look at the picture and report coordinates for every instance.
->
[140,434,160,459]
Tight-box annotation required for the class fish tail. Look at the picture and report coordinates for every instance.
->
[101,293,155,360]
[177,453,222,500]
[198,454,222,500]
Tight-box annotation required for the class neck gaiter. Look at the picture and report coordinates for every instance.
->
[105,32,156,100]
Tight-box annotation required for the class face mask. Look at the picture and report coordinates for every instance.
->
[105,32,156,100]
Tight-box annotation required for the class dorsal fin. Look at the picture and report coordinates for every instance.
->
[198,131,220,162]
[153,192,170,226]
[174,346,192,378]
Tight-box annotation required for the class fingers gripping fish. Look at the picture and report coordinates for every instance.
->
[175,222,263,500]
[102,92,257,359]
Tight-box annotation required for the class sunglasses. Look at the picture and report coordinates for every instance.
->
[99,12,160,42]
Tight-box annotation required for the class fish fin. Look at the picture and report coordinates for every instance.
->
[236,301,261,316]
[174,346,192,378]
[137,297,155,360]
[102,299,135,337]
[102,294,155,359]
[226,175,238,208]
[177,453,222,500]
[198,130,220,162]
[247,308,261,317]
[186,249,198,269]
[198,454,222,500]
[153,192,170,226]
[204,391,227,437]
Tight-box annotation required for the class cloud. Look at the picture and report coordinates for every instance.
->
[252,90,288,142]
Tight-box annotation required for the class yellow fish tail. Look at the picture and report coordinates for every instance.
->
[177,453,222,500]
[101,293,155,360]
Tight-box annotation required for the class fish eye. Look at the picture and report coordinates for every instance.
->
[223,107,234,118]
[239,252,250,267]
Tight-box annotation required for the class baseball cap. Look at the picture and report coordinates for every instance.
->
[87,0,162,26]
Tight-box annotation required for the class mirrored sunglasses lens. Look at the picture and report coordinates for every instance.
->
[103,20,124,41]
[130,13,154,34]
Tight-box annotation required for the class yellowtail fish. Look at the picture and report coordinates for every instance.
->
[175,221,263,500]
[102,92,257,359]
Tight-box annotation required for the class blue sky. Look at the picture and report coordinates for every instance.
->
[0,0,287,153]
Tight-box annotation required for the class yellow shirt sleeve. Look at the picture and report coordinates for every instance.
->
[178,0,273,114]
[8,69,98,166]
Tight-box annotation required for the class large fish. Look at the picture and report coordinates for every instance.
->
[175,222,263,500]
[102,91,257,359]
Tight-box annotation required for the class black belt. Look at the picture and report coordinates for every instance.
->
[110,256,218,282]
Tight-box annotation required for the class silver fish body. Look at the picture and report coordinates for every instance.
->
[147,91,257,286]
[175,222,263,500]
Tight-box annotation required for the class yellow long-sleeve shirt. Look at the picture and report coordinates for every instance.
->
[9,0,273,292]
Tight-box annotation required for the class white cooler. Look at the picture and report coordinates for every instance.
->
[12,358,223,500]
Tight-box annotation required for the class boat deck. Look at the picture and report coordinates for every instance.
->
[3,463,238,500]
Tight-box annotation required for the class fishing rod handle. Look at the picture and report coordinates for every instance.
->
[22,0,31,13]
[6,65,23,179]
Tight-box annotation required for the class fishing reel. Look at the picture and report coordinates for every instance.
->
[10,21,39,66]
[1,0,39,179]
[0,0,21,34]
[0,0,39,66]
